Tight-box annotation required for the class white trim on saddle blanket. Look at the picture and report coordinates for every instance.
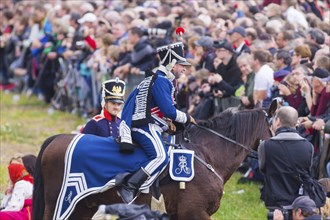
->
[53,134,162,220]
[169,149,195,181]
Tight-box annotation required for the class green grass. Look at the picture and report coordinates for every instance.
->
[0,91,86,192]
[0,91,268,219]
[214,172,267,219]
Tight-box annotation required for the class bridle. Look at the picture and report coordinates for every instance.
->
[185,110,273,156]
[194,124,258,155]
[167,110,273,184]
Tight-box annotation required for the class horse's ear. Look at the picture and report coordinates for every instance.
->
[267,99,278,117]
[255,101,262,109]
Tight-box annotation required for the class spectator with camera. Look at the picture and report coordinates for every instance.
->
[192,79,214,120]
[272,196,321,220]
[277,65,311,117]
[258,106,314,209]
[114,26,156,80]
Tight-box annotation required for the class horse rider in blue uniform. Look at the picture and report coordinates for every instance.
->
[82,78,125,139]
[117,41,197,203]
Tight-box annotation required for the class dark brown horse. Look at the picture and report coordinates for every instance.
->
[33,108,273,220]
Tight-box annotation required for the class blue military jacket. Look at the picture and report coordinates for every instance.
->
[82,109,121,138]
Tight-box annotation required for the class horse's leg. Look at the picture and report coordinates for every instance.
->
[175,180,222,220]
[69,201,97,220]
[42,135,73,220]
[69,188,124,219]
[176,195,211,220]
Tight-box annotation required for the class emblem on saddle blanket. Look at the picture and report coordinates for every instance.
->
[169,149,195,181]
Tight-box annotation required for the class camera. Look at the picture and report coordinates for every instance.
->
[267,208,292,220]
[142,28,167,38]
[75,41,85,49]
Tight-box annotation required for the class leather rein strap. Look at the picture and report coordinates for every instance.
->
[194,124,258,155]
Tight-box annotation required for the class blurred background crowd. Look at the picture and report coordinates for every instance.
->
[0,0,329,189]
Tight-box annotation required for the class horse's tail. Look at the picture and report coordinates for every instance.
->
[33,134,61,220]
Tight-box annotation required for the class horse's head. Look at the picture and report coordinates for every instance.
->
[250,99,279,150]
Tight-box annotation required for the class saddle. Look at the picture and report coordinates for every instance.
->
[115,144,195,201]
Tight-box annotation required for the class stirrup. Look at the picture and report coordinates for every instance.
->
[128,191,141,205]
[117,188,141,204]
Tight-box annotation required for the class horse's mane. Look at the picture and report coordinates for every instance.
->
[194,108,265,149]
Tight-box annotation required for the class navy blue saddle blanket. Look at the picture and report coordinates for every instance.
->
[54,134,160,220]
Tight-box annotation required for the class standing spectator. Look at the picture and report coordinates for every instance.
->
[68,12,83,51]
[236,53,255,109]
[112,21,128,46]
[194,36,215,72]
[228,26,251,55]
[291,44,312,68]
[258,106,314,209]
[275,30,293,50]
[114,26,155,79]
[211,40,242,98]
[192,80,214,120]
[252,49,274,107]
[305,28,325,61]
[281,0,308,30]
[264,3,284,34]
[273,50,292,83]
[82,78,125,138]
[77,12,97,52]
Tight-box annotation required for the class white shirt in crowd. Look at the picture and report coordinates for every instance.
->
[0,180,33,211]
[254,64,274,99]
[284,6,308,30]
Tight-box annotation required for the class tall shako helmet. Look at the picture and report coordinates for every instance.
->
[156,27,191,74]
[102,77,125,104]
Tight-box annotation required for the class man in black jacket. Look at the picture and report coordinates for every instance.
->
[258,106,314,209]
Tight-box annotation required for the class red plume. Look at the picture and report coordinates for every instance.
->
[175,27,185,36]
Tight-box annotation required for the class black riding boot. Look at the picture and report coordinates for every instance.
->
[118,168,149,203]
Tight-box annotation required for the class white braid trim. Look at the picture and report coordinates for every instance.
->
[158,65,175,81]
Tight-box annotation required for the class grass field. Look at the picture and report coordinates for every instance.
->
[0,91,268,219]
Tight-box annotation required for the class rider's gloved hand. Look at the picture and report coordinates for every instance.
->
[167,121,177,134]
[119,142,135,154]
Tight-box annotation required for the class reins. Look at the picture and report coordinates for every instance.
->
[165,110,271,184]
[194,124,258,155]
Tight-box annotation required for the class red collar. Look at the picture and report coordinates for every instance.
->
[103,108,117,122]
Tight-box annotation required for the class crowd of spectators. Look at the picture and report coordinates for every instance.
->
[0,0,329,211]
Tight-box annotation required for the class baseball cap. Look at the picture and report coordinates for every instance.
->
[310,67,330,79]
[213,40,235,53]
[195,36,213,50]
[78,12,97,24]
[283,196,317,213]
[228,26,246,37]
